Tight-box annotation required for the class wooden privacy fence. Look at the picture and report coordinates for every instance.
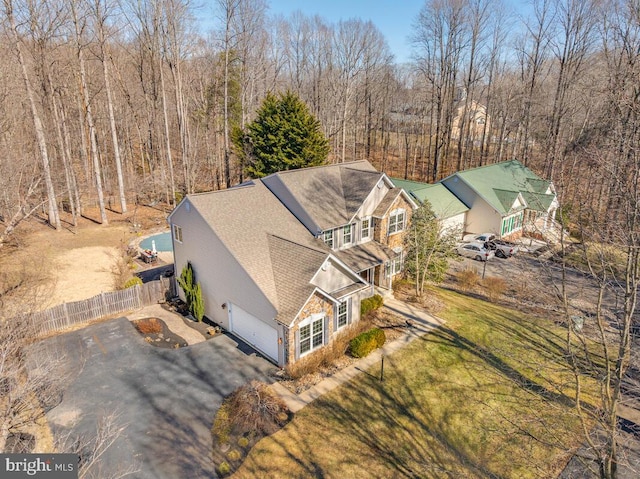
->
[31,277,175,336]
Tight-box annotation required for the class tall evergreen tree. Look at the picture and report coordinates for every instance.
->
[234,90,330,178]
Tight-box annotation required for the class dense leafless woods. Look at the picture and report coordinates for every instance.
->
[0,0,637,244]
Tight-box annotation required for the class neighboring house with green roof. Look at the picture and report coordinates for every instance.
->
[392,179,468,237]
[440,160,559,239]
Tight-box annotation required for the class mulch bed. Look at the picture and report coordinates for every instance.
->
[160,301,222,340]
[276,307,410,395]
[132,317,188,348]
[211,381,291,477]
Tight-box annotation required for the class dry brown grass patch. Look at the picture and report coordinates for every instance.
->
[457,268,480,291]
[133,317,163,334]
[483,276,506,302]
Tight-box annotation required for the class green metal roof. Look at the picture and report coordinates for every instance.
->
[521,191,556,212]
[492,188,524,214]
[450,160,555,215]
[391,179,469,219]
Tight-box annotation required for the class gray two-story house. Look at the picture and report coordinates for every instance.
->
[168,161,417,367]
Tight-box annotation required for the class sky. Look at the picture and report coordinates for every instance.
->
[266,0,425,64]
[200,1,529,65]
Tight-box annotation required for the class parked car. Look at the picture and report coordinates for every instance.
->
[463,232,496,243]
[488,239,518,258]
[456,242,495,261]
[463,233,517,258]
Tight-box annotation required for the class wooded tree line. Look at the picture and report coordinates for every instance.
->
[0,0,637,244]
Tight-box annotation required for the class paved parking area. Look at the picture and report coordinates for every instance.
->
[40,317,275,478]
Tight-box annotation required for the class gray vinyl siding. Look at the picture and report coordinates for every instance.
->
[359,179,391,217]
[170,200,277,331]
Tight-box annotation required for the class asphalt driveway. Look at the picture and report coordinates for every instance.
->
[40,317,275,478]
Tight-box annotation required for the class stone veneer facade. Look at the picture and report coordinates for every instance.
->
[372,194,414,287]
[285,292,335,366]
[373,194,414,249]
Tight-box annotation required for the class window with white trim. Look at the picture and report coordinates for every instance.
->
[500,211,524,236]
[173,224,183,243]
[323,230,334,249]
[388,209,406,234]
[342,224,354,245]
[299,316,324,355]
[386,247,403,276]
[361,218,371,240]
[336,300,349,329]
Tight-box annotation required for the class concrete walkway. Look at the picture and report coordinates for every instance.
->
[127,304,206,346]
[272,297,444,413]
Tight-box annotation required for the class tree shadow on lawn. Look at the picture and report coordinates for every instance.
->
[239,358,504,479]
[238,313,592,478]
[424,325,578,409]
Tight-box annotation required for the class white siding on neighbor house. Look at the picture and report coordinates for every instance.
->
[464,197,501,235]
[442,177,502,235]
[441,212,466,238]
[170,201,278,332]
[311,259,359,293]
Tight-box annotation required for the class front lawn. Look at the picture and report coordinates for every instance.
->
[234,287,601,478]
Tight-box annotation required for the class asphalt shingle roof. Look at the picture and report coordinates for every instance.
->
[186,181,328,313]
[372,188,403,218]
[267,235,327,323]
[335,241,396,272]
[263,160,382,230]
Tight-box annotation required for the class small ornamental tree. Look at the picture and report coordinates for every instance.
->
[177,262,205,321]
[191,282,205,322]
[177,263,195,306]
[233,91,330,178]
[404,200,460,296]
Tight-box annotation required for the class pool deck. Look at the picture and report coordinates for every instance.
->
[132,230,174,267]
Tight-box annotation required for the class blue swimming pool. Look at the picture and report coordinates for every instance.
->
[140,232,172,252]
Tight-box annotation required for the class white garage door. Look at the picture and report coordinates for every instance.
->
[229,303,278,362]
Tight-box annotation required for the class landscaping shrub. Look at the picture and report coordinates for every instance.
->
[191,282,205,322]
[457,268,480,291]
[237,437,249,448]
[361,294,384,317]
[319,329,353,367]
[178,262,205,321]
[133,317,163,335]
[212,403,232,444]
[224,381,289,436]
[349,328,386,358]
[483,276,506,302]
[123,276,143,289]
[216,461,231,476]
[286,325,368,378]
[227,449,242,461]
[285,353,323,380]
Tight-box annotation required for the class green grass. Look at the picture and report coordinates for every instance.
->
[235,287,602,479]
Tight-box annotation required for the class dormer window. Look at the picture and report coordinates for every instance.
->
[342,224,353,245]
[323,230,334,249]
[388,209,406,235]
[361,218,371,240]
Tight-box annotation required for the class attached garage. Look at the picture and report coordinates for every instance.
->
[228,303,278,362]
